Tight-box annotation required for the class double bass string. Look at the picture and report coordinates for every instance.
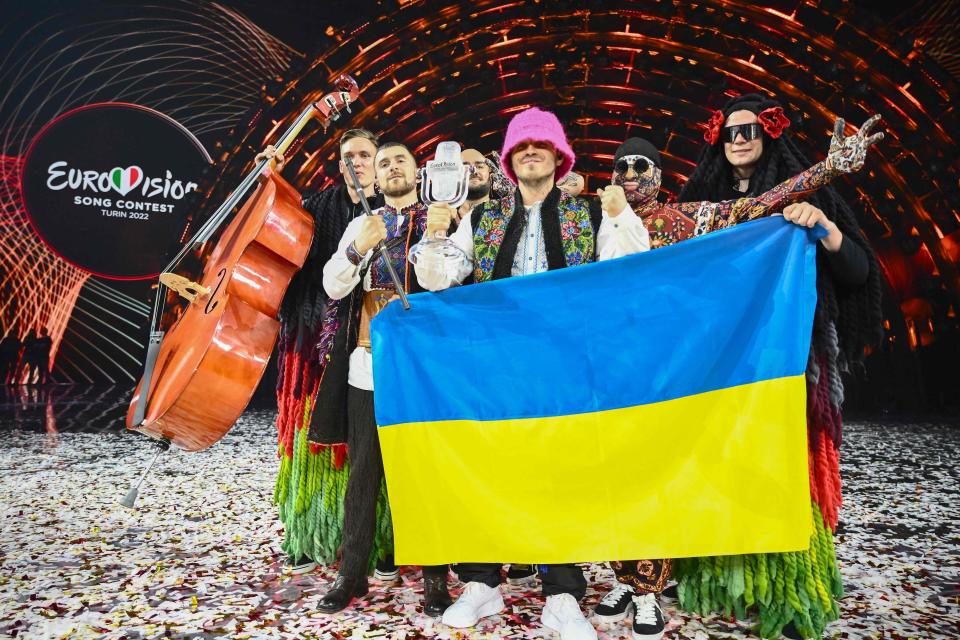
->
[147,107,315,334]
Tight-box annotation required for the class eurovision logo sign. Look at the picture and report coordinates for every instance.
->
[21,103,211,280]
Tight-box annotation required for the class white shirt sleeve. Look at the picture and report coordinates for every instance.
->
[597,203,650,261]
[414,210,475,291]
[322,215,369,300]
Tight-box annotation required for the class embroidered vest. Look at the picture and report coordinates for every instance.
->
[471,191,594,283]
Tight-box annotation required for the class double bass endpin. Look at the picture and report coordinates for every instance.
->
[120,438,171,509]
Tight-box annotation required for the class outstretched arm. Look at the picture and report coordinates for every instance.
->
[669,114,884,236]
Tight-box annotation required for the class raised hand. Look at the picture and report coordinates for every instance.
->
[426,203,457,238]
[255,145,285,171]
[354,215,388,254]
[597,184,628,217]
[826,114,884,174]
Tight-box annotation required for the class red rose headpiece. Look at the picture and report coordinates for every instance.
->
[702,109,725,145]
[757,106,791,139]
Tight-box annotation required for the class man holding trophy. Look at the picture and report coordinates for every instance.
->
[414,107,651,640]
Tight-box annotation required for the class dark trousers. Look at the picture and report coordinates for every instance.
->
[457,563,587,600]
[339,386,446,581]
[611,559,672,594]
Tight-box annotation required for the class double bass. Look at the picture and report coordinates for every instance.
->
[121,76,360,507]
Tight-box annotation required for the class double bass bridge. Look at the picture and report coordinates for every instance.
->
[159,272,209,303]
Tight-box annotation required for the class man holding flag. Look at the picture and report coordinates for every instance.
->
[401,108,882,640]
[415,106,650,640]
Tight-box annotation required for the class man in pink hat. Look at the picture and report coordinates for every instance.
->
[414,107,650,640]
[416,106,648,286]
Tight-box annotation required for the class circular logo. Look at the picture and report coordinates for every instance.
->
[21,103,211,280]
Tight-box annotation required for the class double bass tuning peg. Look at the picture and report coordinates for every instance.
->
[315,75,359,125]
[321,93,353,121]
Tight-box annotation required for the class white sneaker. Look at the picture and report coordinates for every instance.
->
[542,593,598,640]
[441,581,505,628]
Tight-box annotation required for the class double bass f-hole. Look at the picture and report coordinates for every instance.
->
[204,268,227,315]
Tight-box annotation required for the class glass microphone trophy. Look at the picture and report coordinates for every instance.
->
[408,141,472,266]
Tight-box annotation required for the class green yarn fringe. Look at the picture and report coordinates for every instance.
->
[274,400,393,573]
[674,501,842,638]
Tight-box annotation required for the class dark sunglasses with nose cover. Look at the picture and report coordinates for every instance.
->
[722,123,763,143]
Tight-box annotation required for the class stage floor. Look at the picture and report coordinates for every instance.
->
[0,387,957,639]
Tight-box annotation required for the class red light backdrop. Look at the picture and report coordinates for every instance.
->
[202,0,957,356]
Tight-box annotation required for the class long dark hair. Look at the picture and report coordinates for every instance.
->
[679,94,883,365]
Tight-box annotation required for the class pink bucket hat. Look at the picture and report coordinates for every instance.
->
[500,107,575,185]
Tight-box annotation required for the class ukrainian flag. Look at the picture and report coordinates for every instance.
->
[372,217,821,565]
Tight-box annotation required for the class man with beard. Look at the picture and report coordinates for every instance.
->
[415,107,650,640]
[455,144,540,589]
[458,148,494,221]
[671,94,884,640]
[269,128,398,580]
[314,141,451,617]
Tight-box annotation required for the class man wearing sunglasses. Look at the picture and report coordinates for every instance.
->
[589,118,884,637]
[674,94,885,640]
[591,136,686,251]
[723,118,765,194]
[412,106,882,639]
[581,137,673,640]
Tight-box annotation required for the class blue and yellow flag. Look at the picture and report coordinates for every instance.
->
[372,217,820,565]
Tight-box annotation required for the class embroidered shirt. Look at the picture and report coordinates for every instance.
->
[322,201,423,390]
[512,201,550,276]
[415,199,648,290]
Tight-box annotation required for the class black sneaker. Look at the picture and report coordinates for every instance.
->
[593,582,635,623]
[423,575,452,617]
[285,555,317,575]
[506,563,537,586]
[631,593,665,639]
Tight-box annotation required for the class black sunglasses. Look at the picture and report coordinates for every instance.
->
[722,123,763,143]
[614,155,654,175]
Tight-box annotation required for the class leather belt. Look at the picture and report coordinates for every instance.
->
[357,289,395,352]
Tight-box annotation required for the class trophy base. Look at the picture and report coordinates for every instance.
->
[408,238,467,267]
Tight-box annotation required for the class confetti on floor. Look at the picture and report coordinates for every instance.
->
[0,389,957,639]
